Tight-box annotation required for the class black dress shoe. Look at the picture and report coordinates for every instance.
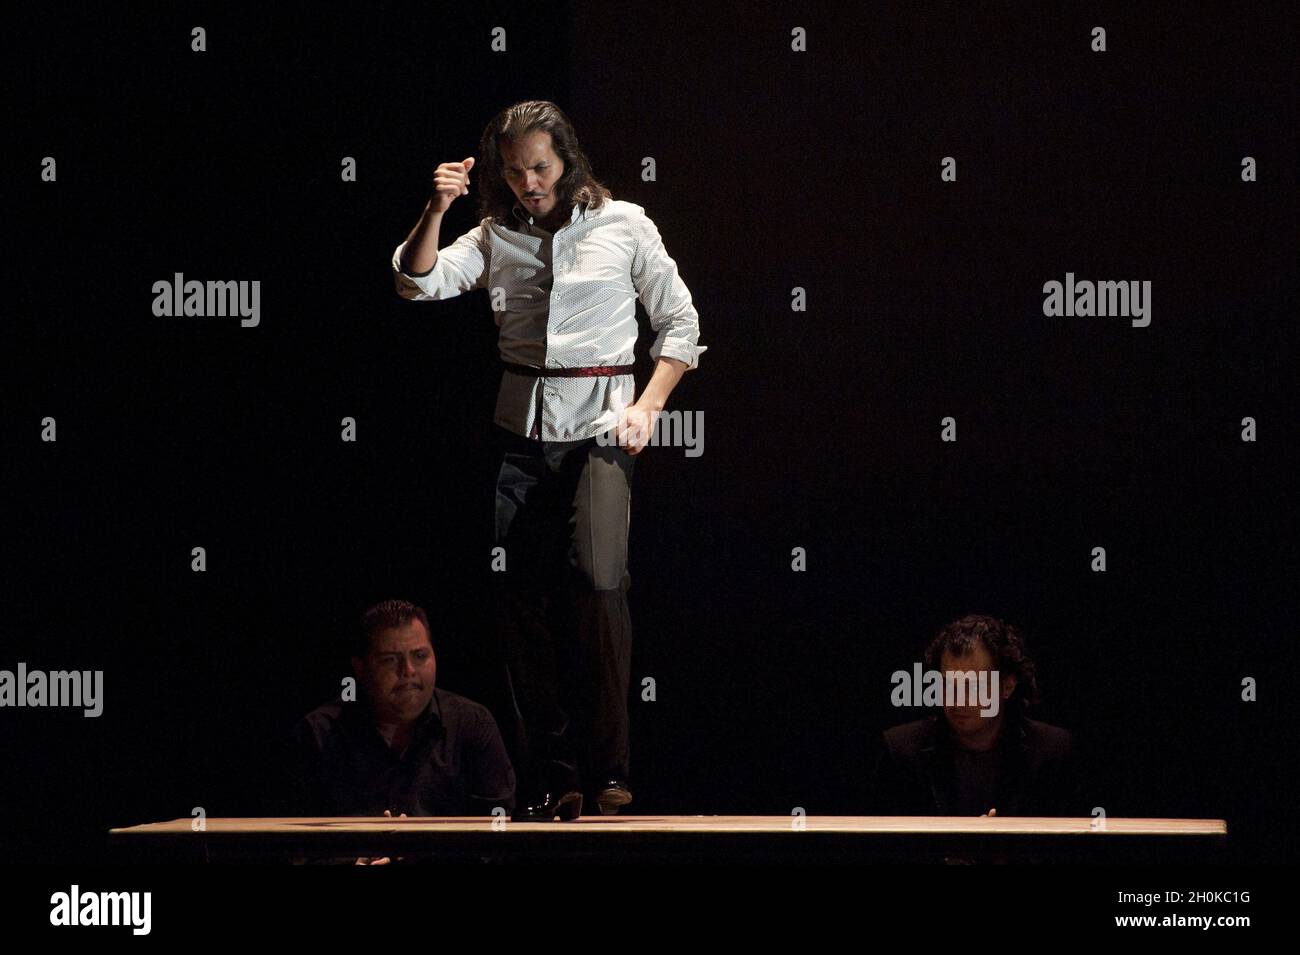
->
[595,780,632,815]
[512,790,583,822]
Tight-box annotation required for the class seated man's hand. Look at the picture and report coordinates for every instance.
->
[356,809,407,865]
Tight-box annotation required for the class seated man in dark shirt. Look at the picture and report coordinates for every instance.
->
[285,599,516,820]
[869,613,1087,817]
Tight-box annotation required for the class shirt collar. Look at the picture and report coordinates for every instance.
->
[511,198,586,230]
[923,708,1025,755]
[349,686,443,734]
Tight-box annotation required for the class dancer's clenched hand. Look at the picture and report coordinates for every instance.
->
[431,157,475,214]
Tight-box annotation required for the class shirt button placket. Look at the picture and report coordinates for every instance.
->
[543,236,562,439]
[544,358,559,428]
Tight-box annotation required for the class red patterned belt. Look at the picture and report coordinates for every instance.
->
[503,361,634,378]
[502,361,635,440]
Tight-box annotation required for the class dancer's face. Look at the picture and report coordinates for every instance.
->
[500,131,567,224]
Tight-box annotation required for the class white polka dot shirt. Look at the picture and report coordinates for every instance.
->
[393,197,705,441]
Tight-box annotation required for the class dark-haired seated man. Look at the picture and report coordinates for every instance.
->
[869,614,1087,817]
[285,599,516,822]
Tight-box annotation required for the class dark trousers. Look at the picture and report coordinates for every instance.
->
[492,425,635,800]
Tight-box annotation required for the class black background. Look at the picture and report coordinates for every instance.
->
[7,1,1297,865]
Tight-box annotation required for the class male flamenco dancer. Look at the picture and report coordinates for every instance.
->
[392,100,705,820]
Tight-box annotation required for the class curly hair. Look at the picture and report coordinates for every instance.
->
[923,613,1040,714]
[475,100,612,227]
[354,599,431,659]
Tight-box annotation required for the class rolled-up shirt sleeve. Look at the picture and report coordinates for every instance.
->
[392,219,490,302]
[630,207,706,370]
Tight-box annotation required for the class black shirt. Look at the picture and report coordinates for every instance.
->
[284,688,516,816]
[950,746,1001,816]
[868,711,1088,816]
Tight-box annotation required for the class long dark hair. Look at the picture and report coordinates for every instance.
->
[476,100,612,226]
